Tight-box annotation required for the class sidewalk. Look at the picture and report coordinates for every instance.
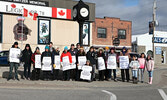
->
[0,65,166,89]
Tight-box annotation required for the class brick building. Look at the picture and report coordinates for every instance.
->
[92,17,132,51]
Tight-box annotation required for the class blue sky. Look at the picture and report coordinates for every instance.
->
[125,0,139,7]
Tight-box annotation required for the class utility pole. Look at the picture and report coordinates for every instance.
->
[152,0,157,58]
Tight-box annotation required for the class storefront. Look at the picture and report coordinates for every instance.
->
[0,0,95,52]
[132,31,167,66]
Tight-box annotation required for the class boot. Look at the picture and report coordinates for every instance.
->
[135,78,138,84]
[132,77,135,84]
[149,77,153,84]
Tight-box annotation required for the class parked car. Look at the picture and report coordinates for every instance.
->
[0,50,9,65]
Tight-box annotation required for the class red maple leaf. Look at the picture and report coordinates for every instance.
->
[29,12,33,16]
[58,10,65,16]
[11,4,16,8]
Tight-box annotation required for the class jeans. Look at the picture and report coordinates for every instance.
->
[91,64,96,81]
[132,70,138,78]
[99,70,105,81]
[8,62,19,79]
[24,63,31,79]
[53,69,59,80]
[148,71,153,77]
[138,69,144,81]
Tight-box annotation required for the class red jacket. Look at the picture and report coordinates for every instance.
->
[60,52,72,63]
[31,52,41,66]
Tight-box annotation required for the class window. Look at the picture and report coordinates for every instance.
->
[118,29,126,39]
[97,28,106,38]
[0,14,2,43]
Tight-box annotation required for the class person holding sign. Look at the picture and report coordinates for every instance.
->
[107,47,118,82]
[138,53,146,83]
[97,48,106,81]
[104,47,109,81]
[52,46,60,80]
[60,46,72,81]
[86,46,97,81]
[76,47,86,81]
[69,44,77,81]
[7,42,21,81]
[22,44,32,80]
[119,47,130,82]
[41,45,52,81]
[31,47,41,80]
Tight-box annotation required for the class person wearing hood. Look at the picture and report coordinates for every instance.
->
[31,47,41,80]
[76,47,86,81]
[41,45,52,81]
[60,46,72,81]
[97,48,106,81]
[7,42,21,81]
[119,46,130,82]
[22,44,32,80]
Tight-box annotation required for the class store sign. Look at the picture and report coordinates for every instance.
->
[0,0,49,6]
[154,37,167,44]
[0,1,71,19]
[155,47,161,55]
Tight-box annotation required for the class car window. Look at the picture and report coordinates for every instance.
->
[0,51,9,57]
[0,52,4,57]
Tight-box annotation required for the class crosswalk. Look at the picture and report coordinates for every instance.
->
[158,89,167,100]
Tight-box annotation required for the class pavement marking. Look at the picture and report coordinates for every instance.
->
[102,90,117,100]
[158,89,167,100]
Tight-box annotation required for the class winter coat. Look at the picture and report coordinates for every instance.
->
[52,49,60,64]
[41,51,52,63]
[22,49,32,64]
[86,51,96,65]
[60,51,72,63]
[68,48,77,56]
[31,52,41,66]
[145,60,154,71]
[129,60,140,70]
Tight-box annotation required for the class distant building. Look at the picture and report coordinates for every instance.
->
[132,31,167,65]
[92,17,132,51]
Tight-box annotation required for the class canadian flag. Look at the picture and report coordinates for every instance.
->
[23,8,38,20]
[52,8,71,19]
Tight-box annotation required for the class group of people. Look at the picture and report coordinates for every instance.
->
[7,41,154,84]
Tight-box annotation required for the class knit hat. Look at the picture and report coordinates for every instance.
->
[36,47,40,50]
[45,45,49,50]
[14,42,18,45]
[64,46,68,50]
[105,46,109,50]
[80,46,84,50]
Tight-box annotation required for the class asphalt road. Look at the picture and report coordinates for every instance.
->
[0,67,166,100]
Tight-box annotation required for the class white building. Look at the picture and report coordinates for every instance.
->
[132,31,167,65]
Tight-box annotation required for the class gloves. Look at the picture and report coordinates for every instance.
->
[53,64,56,69]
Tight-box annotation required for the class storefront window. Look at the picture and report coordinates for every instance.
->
[97,28,106,38]
[0,14,2,43]
[118,29,126,39]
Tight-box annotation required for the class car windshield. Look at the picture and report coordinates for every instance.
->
[0,51,9,57]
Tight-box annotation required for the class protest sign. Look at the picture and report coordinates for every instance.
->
[78,56,86,70]
[98,57,106,70]
[107,56,117,69]
[62,56,71,71]
[54,55,60,69]
[80,65,92,81]
[119,56,129,69]
[9,48,21,63]
[35,55,41,68]
[42,57,52,71]
[70,56,76,69]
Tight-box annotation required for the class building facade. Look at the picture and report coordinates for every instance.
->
[0,0,95,52]
[92,17,132,51]
[132,31,167,66]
